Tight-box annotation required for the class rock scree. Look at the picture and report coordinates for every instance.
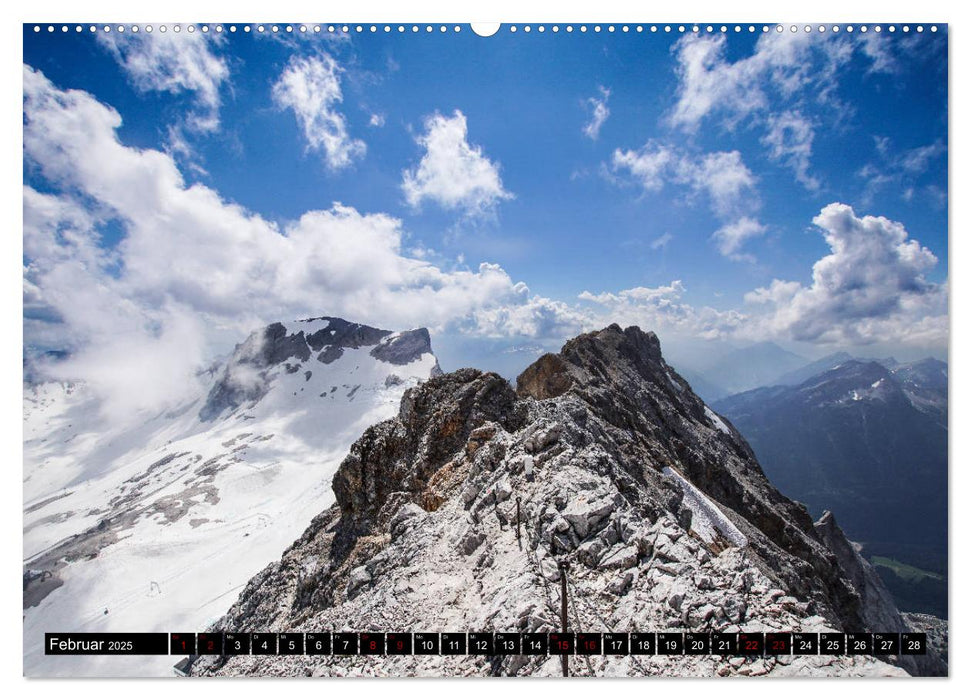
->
[191,325,943,677]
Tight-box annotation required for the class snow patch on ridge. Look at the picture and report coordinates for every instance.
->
[662,466,748,548]
[704,406,731,435]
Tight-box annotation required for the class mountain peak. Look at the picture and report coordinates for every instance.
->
[516,324,664,400]
[199,316,438,422]
[192,326,934,677]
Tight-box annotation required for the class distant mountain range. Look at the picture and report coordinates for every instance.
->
[713,357,947,618]
[678,342,808,399]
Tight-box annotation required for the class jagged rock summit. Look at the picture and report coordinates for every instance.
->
[200,317,441,421]
[193,325,940,677]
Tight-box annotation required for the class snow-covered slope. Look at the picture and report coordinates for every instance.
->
[23,317,440,677]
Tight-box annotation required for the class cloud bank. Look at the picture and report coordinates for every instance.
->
[22,67,545,417]
[23,63,947,419]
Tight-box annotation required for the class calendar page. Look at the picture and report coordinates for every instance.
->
[22,18,948,679]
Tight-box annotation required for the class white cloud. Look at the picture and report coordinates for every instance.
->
[762,111,819,190]
[712,218,767,262]
[860,32,898,74]
[469,290,592,340]
[613,145,758,218]
[650,233,673,250]
[579,282,746,341]
[272,54,366,170]
[582,86,610,140]
[668,30,894,133]
[668,32,813,132]
[744,203,947,346]
[666,31,899,195]
[577,204,946,350]
[98,30,229,134]
[369,113,386,128]
[611,141,674,192]
[900,141,947,174]
[21,65,566,417]
[611,144,763,261]
[402,110,513,217]
[674,150,758,220]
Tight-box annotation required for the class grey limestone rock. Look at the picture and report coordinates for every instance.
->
[192,325,937,678]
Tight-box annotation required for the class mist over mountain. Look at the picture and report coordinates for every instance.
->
[690,342,808,397]
[23,317,440,677]
[772,352,856,388]
[191,326,941,677]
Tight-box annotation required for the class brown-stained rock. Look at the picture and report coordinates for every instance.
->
[516,352,574,400]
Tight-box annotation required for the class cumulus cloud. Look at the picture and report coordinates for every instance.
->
[21,66,564,417]
[668,31,814,132]
[469,291,592,340]
[575,205,946,350]
[611,143,762,261]
[582,86,610,140]
[744,203,947,346]
[761,111,819,190]
[98,29,229,135]
[712,218,767,262]
[402,110,513,217]
[611,141,674,192]
[272,54,366,170]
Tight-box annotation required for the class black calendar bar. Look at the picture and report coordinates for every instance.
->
[45,633,168,655]
[43,631,926,656]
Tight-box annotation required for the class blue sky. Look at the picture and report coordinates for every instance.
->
[23,24,948,391]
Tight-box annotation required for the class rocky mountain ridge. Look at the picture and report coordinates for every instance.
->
[193,325,942,677]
